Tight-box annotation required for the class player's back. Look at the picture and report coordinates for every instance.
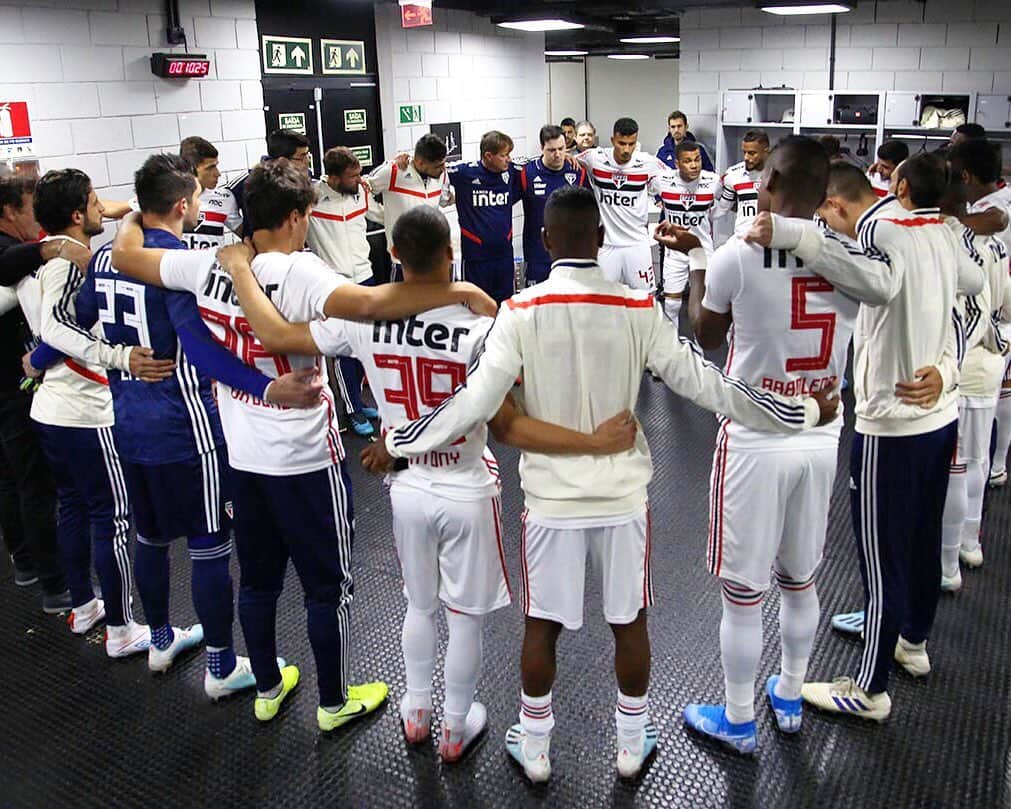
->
[159,248,343,476]
[312,303,499,500]
[93,233,224,464]
[707,238,857,448]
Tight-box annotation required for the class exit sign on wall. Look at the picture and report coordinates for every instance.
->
[400,1,432,28]
[398,104,424,125]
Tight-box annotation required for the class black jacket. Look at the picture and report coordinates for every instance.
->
[0,232,43,396]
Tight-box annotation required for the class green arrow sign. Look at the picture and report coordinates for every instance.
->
[261,35,313,75]
[398,104,424,126]
[321,39,366,76]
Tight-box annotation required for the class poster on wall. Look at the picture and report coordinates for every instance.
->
[430,122,462,161]
[0,101,34,160]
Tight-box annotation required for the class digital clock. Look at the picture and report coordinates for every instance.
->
[150,53,211,79]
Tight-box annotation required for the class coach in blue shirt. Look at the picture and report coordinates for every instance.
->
[657,111,714,174]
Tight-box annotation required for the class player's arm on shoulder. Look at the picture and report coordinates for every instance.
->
[489,392,638,455]
[323,279,497,321]
[110,212,168,286]
[961,206,1008,237]
[692,247,735,350]
[99,199,132,220]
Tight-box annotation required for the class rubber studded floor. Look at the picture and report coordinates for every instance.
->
[2,379,1010,809]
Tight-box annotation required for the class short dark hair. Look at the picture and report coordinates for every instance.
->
[668,110,688,126]
[135,153,198,216]
[323,146,360,177]
[817,134,841,157]
[675,141,701,158]
[769,136,830,209]
[415,133,448,163]
[544,185,600,234]
[948,139,1002,185]
[0,174,36,216]
[179,136,218,171]
[392,206,450,275]
[742,129,770,147]
[480,130,513,157]
[895,152,949,208]
[539,125,565,146]
[954,123,986,140]
[267,129,310,160]
[613,117,639,137]
[244,158,316,231]
[33,169,92,234]
[826,162,875,202]
[560,117,576,128]
[877,140,909,165]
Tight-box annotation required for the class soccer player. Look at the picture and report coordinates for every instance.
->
[575,120,597,151]
[179,136,243,250]
[309,146,384,437]
[110,158,496,730]
[367,133,448,281]
[939,141,1011,575]
[715,130,770,237]
[219,205,638,763]
[867,140,909,199]
[657,138,857,753]
[576,117,667,291]
[748,154,984,722]
[444,130,523,303]
[654,141,720,328]
[518,125,588,286]
[377,186,837,782]
[42,153,322,692]
[227,128,311,229]
[560,117,577,154]
[657,111,715,174]
[19,170,161,656]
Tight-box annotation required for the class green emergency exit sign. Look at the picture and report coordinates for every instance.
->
[398,104,423,126]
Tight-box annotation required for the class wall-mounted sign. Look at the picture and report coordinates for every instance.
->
[0,101,33,159]
[344,109,367,132]
[262,35,313,75]
[398,104,424,126]
[321,39,366,76]
[277,112,307,135]
[350,145,373,167]
[430,122,462,161]
[400,1,433,28]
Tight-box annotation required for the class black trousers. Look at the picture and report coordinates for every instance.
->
[0,392,65,593]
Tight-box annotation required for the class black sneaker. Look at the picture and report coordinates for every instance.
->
[42,589,72,614]
[14,566,39,587]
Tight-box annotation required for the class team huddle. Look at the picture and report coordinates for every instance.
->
[1,109,1008,784]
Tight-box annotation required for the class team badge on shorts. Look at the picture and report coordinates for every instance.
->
[564,173,577,185]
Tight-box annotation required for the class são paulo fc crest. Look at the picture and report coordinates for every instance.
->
[612,171,627,189]
[501,171,510,184]
[564,172,577,185]
[681,193,695,208]
[225,500,234,519]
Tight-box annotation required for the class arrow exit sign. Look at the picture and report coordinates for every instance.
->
[261,35,313,75]
[321,39,366,76]
[398,104,424,125]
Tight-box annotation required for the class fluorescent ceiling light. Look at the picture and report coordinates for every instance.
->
[545,50,589,56]
[619,36,680,44]
[761,3,852,14]
[497,19,584,31]
[608,54,649,60]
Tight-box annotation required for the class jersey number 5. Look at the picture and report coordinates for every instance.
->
[374,354,466,421]
[786,277,836,372]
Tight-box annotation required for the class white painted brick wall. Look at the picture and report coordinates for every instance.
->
[0,0,264,202]
[679,0,1011,146]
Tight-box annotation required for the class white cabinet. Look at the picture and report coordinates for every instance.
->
[799,92,833,127]
[722,91,755,125]
[884,92,920,127]
[976,94,1011,131]
[884,91,974,129]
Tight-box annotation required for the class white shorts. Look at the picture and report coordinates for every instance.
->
[661,257,689,297]
[598,243,656,292]
[707,442,838,591]
[390,485,511,616]
[519,507,653,630]
[955,399,997,467]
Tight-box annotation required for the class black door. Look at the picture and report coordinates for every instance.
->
[319,85,385,172]
[261,87,322,178]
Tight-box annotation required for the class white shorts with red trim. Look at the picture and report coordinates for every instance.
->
[708,436,837,592]
[519,506,652,630]
[390,485,511,616]
[598,243,656,292]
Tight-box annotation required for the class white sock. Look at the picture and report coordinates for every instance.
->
[776,574,819,700]
[443,608,483,728]
[401,604,437,710]
[941,465,967,577]
[964,455,986,551]
[663,296,682,329]
[993,391,1011,475]
[520,690,554,741]
[615,690,649,750]
[719,582,764,725]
